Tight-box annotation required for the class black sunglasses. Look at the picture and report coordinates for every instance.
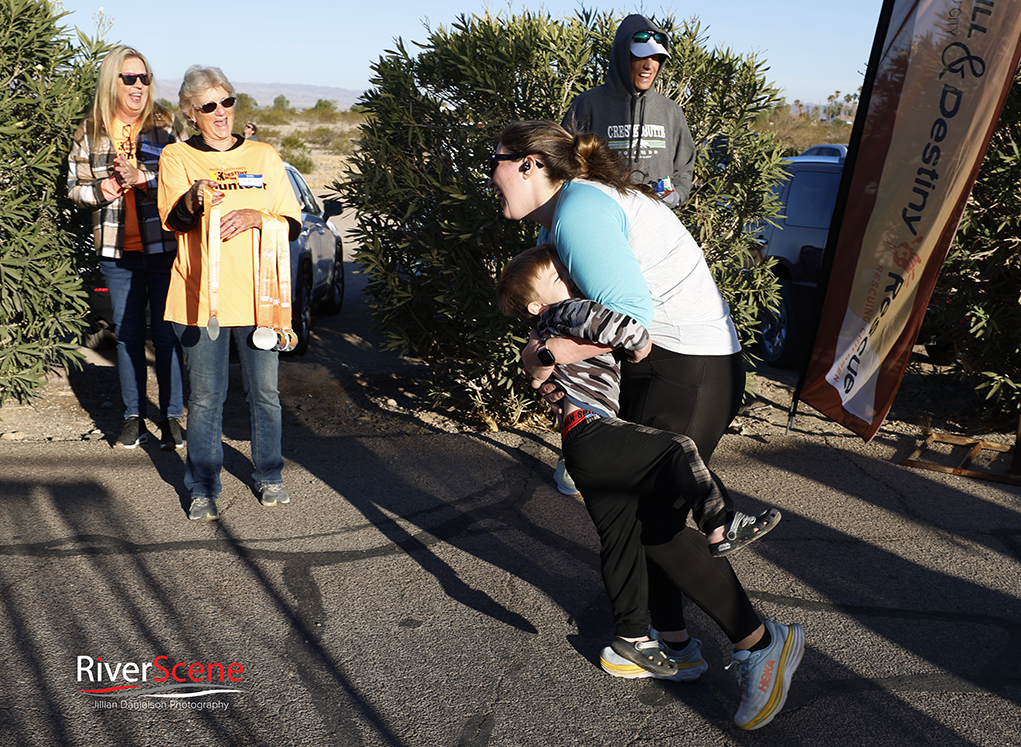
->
[488,152,528,175]
[194,96,236,114]
[118,73,151,86]
[632,31,668,45]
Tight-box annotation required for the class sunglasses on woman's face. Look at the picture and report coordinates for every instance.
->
[118,73,150,86]
[194,96,236,114]
[488,152,527,176]
[632,31,668,45]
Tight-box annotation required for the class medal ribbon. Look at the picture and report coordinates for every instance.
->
[202,187,220,327]
[255,213,292,333]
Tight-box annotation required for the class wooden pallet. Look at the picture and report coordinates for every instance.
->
[900,431,1021,487]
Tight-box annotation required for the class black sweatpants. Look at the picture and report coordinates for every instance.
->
[620,347,751,637]
[563,415,757,641]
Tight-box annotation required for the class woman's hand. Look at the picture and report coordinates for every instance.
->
[220,208,263,241]
[521,330,550,382]
[186,179,223,214]
[113,154,139,190]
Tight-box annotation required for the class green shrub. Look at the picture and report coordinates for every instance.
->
[232,92,259,133]
[0,0,108,406]
[292,125,361,156]
[280,135,315,174]
[933,68,1021,419]
[337,9,785,426]
[329,129,359,156]
[304,98,340,123]
[296,126,337,148]
[255,126,282,142]
[251,107,290,127]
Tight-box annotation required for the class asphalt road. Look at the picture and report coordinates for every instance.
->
[0,208,1018,746]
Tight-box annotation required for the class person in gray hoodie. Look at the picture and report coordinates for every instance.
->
[562,14,695,206]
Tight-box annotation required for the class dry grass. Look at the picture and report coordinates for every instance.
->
[262,120,361,192]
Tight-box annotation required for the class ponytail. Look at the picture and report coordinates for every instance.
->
[498,121,655,197]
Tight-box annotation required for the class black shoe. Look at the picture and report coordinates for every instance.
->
[608,637,680,678]
[711,508,782,557]
[159,418,185,450]
[115,417,149,449]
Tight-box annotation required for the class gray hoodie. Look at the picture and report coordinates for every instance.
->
[562,14,695,205]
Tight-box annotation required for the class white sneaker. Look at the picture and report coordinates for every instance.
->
[728,619,804,730]
[553,457,580,496]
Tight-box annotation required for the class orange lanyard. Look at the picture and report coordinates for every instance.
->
[202,188,221,339]
[255,214,295,350]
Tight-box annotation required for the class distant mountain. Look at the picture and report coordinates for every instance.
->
[158,79,364,111]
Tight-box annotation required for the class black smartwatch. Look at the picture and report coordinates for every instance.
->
[536,337,556,367]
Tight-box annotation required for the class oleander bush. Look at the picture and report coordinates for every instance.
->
[279,134,315,174]
[0,0,108,406]
[337,8,787,426]
[930,67,1021,420]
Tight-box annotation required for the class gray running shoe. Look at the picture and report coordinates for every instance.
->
[115,417,149,449]
[728,619,804,730]
[188,496,218,522]
[259,483,290,507]
[554,457,581,496]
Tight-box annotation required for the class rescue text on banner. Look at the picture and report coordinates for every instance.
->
[799,0,1021,442]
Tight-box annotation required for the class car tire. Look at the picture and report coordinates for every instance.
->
[316,239,345,315]
[83,326,117,351]
[758,282,805,369]
[289,265,312,356]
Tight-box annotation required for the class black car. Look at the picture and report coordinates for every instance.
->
[753,155,956,368]
[753,155,844,368]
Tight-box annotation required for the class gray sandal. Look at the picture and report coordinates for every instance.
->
[609,637,680,677]
[711,508,781,557]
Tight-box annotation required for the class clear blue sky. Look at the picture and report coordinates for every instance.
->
[56,0,884,105]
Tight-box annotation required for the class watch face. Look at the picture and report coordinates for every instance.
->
[537,347,556,366]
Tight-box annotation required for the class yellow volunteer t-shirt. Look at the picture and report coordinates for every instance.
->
[157,138,300,327]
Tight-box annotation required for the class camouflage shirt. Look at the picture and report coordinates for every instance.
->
[535,298,649,418]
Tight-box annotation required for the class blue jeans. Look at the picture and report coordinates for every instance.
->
[100,252,184,421]
[173,324,283,499]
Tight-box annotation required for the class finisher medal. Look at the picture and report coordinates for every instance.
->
[252,326,277,350]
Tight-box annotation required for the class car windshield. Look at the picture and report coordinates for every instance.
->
[784,170,841,229]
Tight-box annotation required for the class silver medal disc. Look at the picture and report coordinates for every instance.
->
[206,315,220,340]
[252,326,277,350]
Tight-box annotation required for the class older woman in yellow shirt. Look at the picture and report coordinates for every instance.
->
[158,65,300,522]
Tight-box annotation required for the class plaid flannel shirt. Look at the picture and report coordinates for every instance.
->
[67,112,187,258]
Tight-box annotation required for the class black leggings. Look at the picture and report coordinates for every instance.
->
[620,347,752,637]
[564,415,757,640]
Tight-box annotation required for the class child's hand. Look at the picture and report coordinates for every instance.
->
[624,340,652,363]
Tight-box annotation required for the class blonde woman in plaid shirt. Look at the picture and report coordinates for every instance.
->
[68,46,188,450]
